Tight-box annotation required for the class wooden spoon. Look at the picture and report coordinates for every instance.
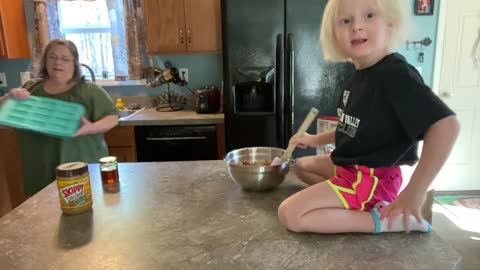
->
[271,107,319,166]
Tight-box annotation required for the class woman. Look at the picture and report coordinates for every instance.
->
[0,39,118,196]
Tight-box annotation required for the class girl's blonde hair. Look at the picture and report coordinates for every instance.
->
[320,0,411,62]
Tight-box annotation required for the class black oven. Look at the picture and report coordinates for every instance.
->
[135,125,217,162]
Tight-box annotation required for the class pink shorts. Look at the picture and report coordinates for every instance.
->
[326,165,402,211]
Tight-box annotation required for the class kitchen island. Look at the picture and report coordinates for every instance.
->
[0,161,462,270]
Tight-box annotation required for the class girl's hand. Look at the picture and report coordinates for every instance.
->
[9,88,31,100]
[289,132,316,149]
[379,188,426,233]
[73,116,96,137]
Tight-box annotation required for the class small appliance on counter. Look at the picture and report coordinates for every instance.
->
[195,86,220,114]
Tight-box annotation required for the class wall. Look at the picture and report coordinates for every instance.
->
[102,54,222,98]
[0,0,439,98]
[0,59,31,96]
[395,0,440,88]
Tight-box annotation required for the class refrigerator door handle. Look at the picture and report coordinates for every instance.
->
[276,34,284,147]
[285,33,295,144]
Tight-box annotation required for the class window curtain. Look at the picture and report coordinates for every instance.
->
[105,0,128,80]
[32,0,63,76]
[106,0,149,80]
[123,0,149,80]
[32,0,149,81]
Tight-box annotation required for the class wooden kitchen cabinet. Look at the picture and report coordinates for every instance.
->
[184,0,222,53]
[0,128,26,218]
[105,126,138,162]
[216,123,225,159]
[0,1,31,58]
[144,0,222,54]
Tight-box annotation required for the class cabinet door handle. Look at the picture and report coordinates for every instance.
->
[0,36,5,56]
[180,29,185,44]
[187,29,192,44]
[146,136,207,141]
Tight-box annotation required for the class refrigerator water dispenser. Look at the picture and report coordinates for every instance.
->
[234,81,274,113]
[232,66,275,114]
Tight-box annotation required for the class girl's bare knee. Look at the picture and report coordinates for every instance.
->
[277,200,304,232]
[294,157,307,170]
[293,157,308,177]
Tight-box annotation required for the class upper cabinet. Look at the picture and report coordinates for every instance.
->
[0,1,31,59]
[144,0,222,54]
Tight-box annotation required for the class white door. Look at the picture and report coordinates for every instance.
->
[433,0,480,191]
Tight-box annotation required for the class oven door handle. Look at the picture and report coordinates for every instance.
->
[146,136,207,141]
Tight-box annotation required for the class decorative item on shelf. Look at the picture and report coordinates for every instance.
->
[145,61,191,112]
[115,98,127,110]
[414,0,434,16]
[152,92,188,107]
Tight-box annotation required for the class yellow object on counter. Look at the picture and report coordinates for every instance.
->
[115,98,126,110]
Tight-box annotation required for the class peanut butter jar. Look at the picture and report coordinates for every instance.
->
[56,162,93,215]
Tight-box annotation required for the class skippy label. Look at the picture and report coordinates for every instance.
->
[57,176,92,208]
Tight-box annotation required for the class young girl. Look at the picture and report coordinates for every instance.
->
[277,0,460,234]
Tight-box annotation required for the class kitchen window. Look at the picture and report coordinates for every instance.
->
[57,0,128,81]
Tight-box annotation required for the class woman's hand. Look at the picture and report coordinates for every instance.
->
[73,116,96,137]
[9,88,31,100]
[289,132,317,149]
[379,187,426,233]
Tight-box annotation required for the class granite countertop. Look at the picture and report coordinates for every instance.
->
[0,161,461,270]
[118,108,224,126]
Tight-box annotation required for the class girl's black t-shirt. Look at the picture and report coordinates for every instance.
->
[331,53,454,167]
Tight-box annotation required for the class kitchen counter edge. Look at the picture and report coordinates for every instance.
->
[118,108,224,126]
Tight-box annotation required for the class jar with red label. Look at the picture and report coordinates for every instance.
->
[56,162,93,215]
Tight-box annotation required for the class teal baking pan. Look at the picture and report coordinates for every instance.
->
[0,96,85,138]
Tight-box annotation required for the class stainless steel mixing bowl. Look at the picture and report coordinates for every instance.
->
[224,147,290,191]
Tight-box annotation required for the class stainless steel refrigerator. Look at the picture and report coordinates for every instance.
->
[222,0,354,157]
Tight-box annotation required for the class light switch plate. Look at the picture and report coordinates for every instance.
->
[0,72,7,87]
[20,72,31,85]
[179,68,189,83]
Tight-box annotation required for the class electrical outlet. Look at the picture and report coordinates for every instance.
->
[0,72,7,87]
[20,72,31,85]
[179,68,189,83]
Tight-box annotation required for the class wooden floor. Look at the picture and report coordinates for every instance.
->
[433,199,480,270]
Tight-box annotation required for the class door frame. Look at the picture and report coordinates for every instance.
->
[432,0,447,95]
[431,0,480,191]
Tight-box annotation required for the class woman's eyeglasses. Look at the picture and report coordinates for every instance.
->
[47,55,75,64]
